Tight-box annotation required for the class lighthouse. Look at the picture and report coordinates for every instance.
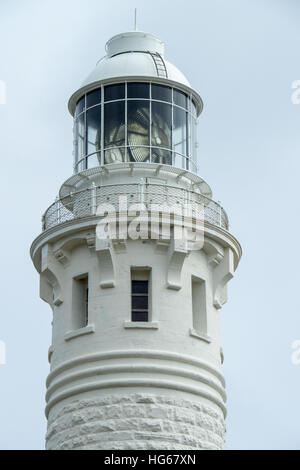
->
[30,30,241,450]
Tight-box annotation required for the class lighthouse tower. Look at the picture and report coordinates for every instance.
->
[31,30,241,450]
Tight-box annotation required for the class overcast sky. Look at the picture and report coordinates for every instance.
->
[1,0,300,450]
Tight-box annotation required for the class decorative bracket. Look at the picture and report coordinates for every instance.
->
[53,248,70,267]
[95,237,115,288]
[213,247,234,309]
[166,233,188,290]
[40,244,65,308]
[203,239,224,267]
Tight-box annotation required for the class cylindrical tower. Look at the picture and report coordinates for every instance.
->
[31,31,241,450]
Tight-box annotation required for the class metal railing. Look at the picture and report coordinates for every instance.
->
[42,183,229,231]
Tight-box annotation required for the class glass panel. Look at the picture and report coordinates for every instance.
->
[192,100,197,117]
[151,149,172,166]
[151,102,172,149]
[86,105,101,155]
[174,153,184,169]
[152,84,172,102]
[127,82,150,99]
[104,100,125,163]
[174,89,187,109]
[87,88,101,108]
[132,296,148,310]
[173,108,188,156]
[191,116,197,168]
[77,158,86,172]
[75,96,85,116]
[190,160,197,173]
[104,101,125,147]
[77,113,85,161]
[132,311,148,322]
[104,148,125,164]
[87,153,101,169]
[74,121,78,167]
[132,280,148,294]
[127,100,150,162]
[104,83,125,101]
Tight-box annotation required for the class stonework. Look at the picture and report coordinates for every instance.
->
[46,394,225,450]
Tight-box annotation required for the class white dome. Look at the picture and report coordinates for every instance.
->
[81,52,191,88]
[68,31,203,116]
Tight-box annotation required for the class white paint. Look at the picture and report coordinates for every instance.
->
[30,30,242,450]
[106,31,165,57]
[291,80,300,104]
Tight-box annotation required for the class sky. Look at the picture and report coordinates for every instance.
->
[0,0,300,450]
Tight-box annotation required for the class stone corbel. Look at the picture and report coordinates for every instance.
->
[40,244,65,308]
[213,247,234,309]
[95,237,115,288]
[155,239,170,253]
[111,238,126,253]
[53,248,70,267]
[203,239,224,267]
[166,232,188,290]
[86,233,96,252]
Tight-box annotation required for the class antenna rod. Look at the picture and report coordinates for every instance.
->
[134,8,137,31]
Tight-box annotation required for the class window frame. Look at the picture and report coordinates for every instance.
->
[73,82,198,174]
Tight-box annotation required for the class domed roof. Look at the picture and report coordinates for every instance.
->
[68,31,202,116]
[81,31,190,88]
[81,52,191,88]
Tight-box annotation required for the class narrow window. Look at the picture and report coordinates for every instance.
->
[192,276,207,335]
[131,269,151,322]
[72,274,89,330]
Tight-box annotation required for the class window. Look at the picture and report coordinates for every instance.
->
[104,83,125,102]
[75,96,85,116]
[173,107,188,156]
[74,83,198,173]
[72,274,89,330]
[87,88,101,108]
[127,82,150,99]
[127,100,150,162]
[191,276,207,336]
[131,269,151,322]
[86,105,101,155]
[104,100,125,163]
[152,84,172,102]
[174,89,188,109]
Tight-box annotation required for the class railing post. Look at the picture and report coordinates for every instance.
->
[139,178,145,206]
[56,196,60,225]
[91,182,96,215]
[217,200,222,227]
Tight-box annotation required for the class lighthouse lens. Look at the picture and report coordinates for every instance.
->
[127,100,150,162]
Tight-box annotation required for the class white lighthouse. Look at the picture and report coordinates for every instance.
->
[31,30,241,450]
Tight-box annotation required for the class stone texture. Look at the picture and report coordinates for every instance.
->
[46,394,225,450]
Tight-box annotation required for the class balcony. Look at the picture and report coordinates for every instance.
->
[42,183,228,232]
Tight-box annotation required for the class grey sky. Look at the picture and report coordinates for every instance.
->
[0,0,300,449]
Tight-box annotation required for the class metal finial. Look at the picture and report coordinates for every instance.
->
[134,8,137,31]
